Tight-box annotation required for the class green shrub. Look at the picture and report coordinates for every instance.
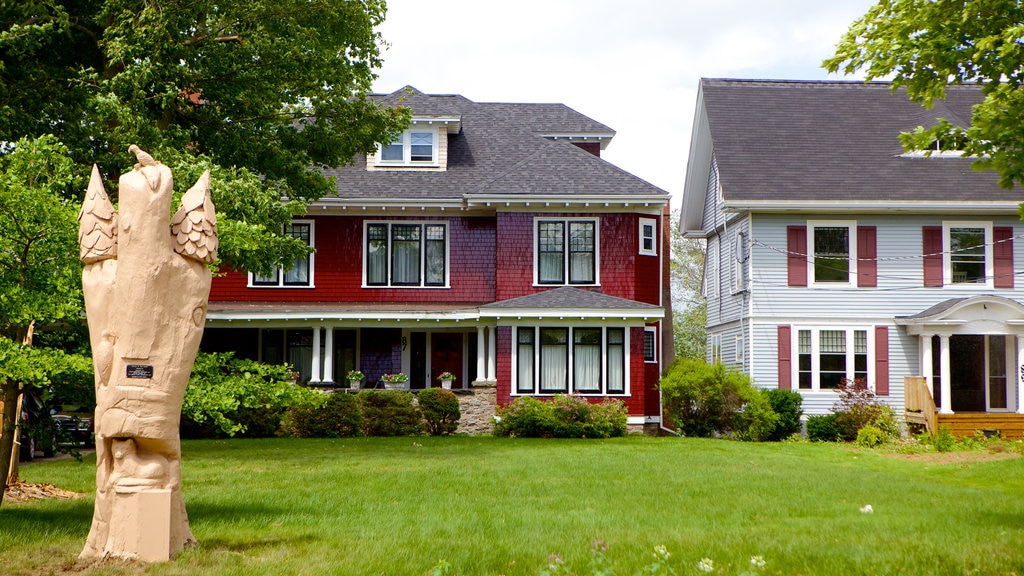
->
[832,378,899,442]
[359,390,423,436]
[733,387,779,442]
[763,389,804,441]
[418,388,460,436]
[933,426,957,452]
[806,414,842,442]
[182,352,324,438]
[659,358,769,438]
[493,395,627,439]
[856,425,885,447]
[281,392,362,438]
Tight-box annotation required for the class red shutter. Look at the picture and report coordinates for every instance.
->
[857,226,877,287]
[787,226,807,287]
[778,325,792,390]
[874,326,889,396]
[994,226,1014,288]
[922,226,943,287]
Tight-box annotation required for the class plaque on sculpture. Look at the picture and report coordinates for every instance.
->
[78,146,217,562]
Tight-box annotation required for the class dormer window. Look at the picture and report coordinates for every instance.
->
[376,126,437,166]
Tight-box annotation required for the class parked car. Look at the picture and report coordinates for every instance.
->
[18,391,58,462]
[52,413,94,448]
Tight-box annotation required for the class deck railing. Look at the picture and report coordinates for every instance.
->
[903,376,936,435]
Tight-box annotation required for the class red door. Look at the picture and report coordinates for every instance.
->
[431,333,462,388]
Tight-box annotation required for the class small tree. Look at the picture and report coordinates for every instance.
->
[659,358,775,439]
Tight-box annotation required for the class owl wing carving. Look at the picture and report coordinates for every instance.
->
[78,164,118,263]
[171,170,218,264]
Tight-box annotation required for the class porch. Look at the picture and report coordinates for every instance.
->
[905,377,1024,439]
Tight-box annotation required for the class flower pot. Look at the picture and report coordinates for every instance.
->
[441,379,453,390]
[383,381,406,390]
[348,378,362,390]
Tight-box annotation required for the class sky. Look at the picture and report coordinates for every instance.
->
[371,0,879,209]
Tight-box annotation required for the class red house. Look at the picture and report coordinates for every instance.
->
[202,87,672,431]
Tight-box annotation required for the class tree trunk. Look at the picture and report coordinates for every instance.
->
[0,380,22,507]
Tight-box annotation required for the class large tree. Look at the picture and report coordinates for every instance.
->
[0,0,409,273]
[670,210,706,362]
[824,0,1024,189]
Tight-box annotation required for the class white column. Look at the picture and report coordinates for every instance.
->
[939,334,952,414]
[476,326,486,382]
[323,327,334,384]
[1016,335,1024,414]
[487,325,496,381]
[310,327,322,384]
[921,334,933,397]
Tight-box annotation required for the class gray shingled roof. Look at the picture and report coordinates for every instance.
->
[701,79,1011,204]
[480,286,663,317]
[322,87,666,200]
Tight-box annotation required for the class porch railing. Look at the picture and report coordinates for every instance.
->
[904,376,936,435]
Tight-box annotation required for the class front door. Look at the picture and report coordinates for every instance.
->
[949,335,1012,412]
[431,333,462,388]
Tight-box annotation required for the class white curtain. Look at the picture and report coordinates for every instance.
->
[540,329,568,392]
[574,343,601,392]
[392,225,420,284]
[607,329,624,393]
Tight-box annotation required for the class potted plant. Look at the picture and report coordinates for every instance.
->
[381,372,409,390]
[436,371,456,390]
[346,369,364,390]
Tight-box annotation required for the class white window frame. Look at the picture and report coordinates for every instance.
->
[643,326,657,363]
[639,217,658,256]
[732,230,749,294]
[807,220,857,287]
[248,220,315,288]
[791,326,874,393]
[710,333,722,364]
[512,325,629,396]
[943,221,993,288]
[362,221,450,288]
[735,335,745,364]
[705,237,718,298]
[374,124,439,166]
[533,217,600,286]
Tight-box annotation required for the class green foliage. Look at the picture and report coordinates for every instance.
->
[358,390,424,437]
[281,392,361,438]
[733,388,779,442]
[670,209,706,360]
[417,388,461,436]
[933,426,957,453]
[831,379,899,443]
[856,425,885,448]
[806,414,842,442]
[181,352,322,438]
[659,358,766,438]
[824,0,1024,189]
[763,389,804,441]
[493,395,627,439]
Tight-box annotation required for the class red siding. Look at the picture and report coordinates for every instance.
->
[857,226,877,287]
[922,226,943,287]
[786,226,807,287]
[777,325,792,390]
[874,325,889,396]
[994,226,1014,288]
[209,215,496,303]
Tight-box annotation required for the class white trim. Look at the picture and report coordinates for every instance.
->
[643,326,657,363]
[374,122,441,167]
[807,220,858,288]
[790,325,875,393]
[248,220,315,288]
[639,217,658,256]
[943,220,994,289]
[533,216,601,287]
[735,334,745,363]
[511,325,631,397]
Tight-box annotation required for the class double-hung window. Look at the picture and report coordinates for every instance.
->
[365,221,448,287]
[515,326,626,395]
[809,221,857,285]
[944,222,992,286]
[250,221,314,287]
[536,218,598,285]
[639,218,657,256]
[796,327,868,391]
[377,127,437,166]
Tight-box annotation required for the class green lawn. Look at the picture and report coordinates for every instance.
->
[1,436,1022,576]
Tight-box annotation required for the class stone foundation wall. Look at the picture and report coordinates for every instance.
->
[455,382,497,435]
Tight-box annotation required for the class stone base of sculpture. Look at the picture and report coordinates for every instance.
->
[78,147,216,561]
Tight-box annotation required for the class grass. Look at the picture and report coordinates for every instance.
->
[1,436,1022,575]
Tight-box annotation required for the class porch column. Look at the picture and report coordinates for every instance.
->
[310,327,322,384]
[1017,335,1024,414]
[921,334,933,397]
[476,326,486,381]
[487,325,496,381]
[322,327,334,384]
[938,334,952,414]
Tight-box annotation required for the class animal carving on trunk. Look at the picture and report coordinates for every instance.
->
[78,146,216,561]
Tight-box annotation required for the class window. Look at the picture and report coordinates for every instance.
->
[809,221,857,285]
[733,231,748,293]
[639,218,657,256]
[365,221,448,287]
[536,218,598,285]
[945,222,992,286]
[796,327,868,391]
[735,335,745,363]
[250,222,313,287]
[376,127,437,165]
[705,237,718,298]
[710,334,722,364]
[515,326,626,395]
[643,327,657,363]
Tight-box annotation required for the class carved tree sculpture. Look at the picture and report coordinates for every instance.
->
[78,146,216,562]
